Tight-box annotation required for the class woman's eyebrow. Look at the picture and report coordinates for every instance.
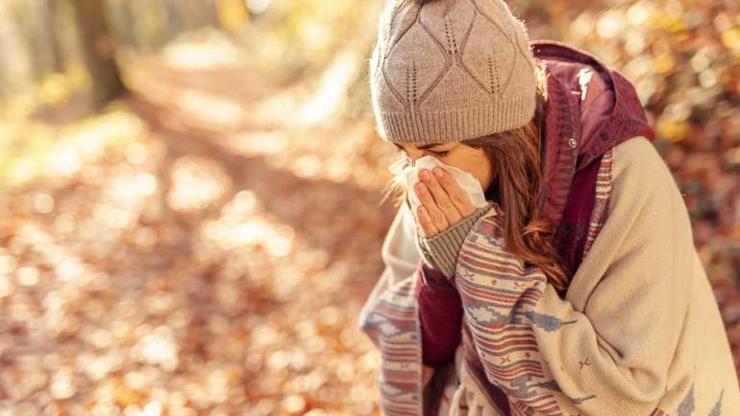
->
[393,142,446,151]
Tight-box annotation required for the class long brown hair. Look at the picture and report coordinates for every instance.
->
[379,61,569,289]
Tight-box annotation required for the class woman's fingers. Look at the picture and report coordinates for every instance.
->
[414,180,450,232]
[417,205,439,237]
[418,168,463,224]
[431,167,476,217]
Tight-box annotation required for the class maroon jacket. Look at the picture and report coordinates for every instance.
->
[417,39,655,368]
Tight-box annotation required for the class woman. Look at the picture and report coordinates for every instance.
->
[357,0,740,415]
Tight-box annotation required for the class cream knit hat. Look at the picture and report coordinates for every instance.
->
[369,0,537,144]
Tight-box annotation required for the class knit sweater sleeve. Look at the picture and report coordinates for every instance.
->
[455,137,692,415]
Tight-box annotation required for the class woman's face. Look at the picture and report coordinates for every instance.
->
[394,142,494,194]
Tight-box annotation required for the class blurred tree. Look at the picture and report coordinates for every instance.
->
[68,0,124,108]
[0,0,37,100]
[0,0,125,116]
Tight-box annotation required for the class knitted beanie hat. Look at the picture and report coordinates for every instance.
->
[369,0,537,144]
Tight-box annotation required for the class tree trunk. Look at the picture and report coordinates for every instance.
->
[68,0,124,108]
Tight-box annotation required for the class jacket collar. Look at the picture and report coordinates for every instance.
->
[531,39,655,227]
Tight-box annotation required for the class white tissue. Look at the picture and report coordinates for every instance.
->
[387,155,489,217]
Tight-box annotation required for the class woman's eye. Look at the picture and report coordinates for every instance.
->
[430,150,450,157]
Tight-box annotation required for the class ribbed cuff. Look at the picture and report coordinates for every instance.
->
[419,202,493,278]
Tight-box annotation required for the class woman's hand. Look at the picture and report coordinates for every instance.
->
[413,167,477,237]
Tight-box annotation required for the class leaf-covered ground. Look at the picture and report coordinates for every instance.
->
[0,41,396,414]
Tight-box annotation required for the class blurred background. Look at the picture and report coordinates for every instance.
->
[0,0,737,414]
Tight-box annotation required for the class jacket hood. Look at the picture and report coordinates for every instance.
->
[530,39,655,228]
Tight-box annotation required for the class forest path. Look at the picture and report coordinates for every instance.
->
[0,46,393,415]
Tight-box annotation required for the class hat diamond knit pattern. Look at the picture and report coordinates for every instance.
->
[370,0,537,144]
